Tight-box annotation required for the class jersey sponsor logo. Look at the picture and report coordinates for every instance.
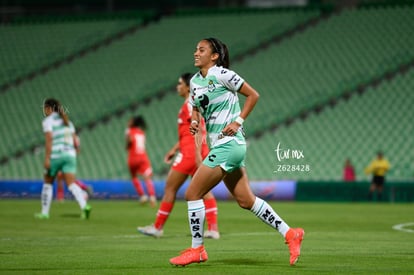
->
[229,73,241,87]
[197,94,210,112]
[207,80,216,93]
[208,154,217,162]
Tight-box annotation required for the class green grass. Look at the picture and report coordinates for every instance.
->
[1,200,413,274]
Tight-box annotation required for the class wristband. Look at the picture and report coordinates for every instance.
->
[235,116,244,125]
[191,120,199,125]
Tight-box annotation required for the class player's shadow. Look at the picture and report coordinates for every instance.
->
[60,213,82,218]
[215,258,269,266]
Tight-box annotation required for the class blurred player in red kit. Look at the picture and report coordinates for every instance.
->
[126,115,157,207]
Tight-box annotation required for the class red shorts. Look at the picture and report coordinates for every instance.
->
[172,147,209,176]
[128,155,152,177]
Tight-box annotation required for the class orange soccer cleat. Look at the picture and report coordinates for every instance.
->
[169,245,208,266]
[285,228,305,266]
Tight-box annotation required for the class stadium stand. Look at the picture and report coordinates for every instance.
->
[0,8,320,164]
[246,67,414,181]
[0,18,142,86]
[235,5,414,135]
[1,4,414,182]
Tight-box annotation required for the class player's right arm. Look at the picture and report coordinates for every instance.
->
[44,132,52,169]
[42,118,53,169]
[190,106,201,135]
[164,142,180,164]
[125,129,132,150]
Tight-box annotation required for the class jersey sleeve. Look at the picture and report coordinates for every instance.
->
[42,117,52,133]
[218,68,245,92]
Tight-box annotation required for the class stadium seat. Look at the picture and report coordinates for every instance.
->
[246,68,414,181]
[0,8,320,166]
[2,5,414,182]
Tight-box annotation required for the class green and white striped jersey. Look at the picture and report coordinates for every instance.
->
[42,112,76,159]
[190,65,245,148]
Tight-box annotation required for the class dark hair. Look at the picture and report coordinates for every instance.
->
[44,98,69,126]
[180,72,193,87]
[131,115,147,130]
[204,37,230,68]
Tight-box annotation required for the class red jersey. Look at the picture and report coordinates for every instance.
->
[177,99,208,153]
[343,165,356,182]
[127,127,147,158]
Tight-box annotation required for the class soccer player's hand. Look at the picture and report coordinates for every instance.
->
[164,150,175,164]
[222,122,240,136]
[189,120,199,135]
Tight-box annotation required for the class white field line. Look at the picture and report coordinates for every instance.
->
[392,222,414,233]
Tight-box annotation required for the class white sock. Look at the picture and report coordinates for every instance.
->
[188,199,205,248]
[68,183,87,209]
[250,197,290,237]
[41,184,53,215]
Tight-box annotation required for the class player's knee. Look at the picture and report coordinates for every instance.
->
[237,199,253,210]
[184,192,194,201]
[184,190,201,201]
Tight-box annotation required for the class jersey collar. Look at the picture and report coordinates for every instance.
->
[196,65,218,79]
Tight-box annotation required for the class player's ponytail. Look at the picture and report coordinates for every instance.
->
[44,98,69,126]
[219,42,230,69]
[205,37,230,69]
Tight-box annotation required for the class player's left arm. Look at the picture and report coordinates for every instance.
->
[385,160,391,171]
[222,82,259,136]
[73,134,80,153]
[237,81,260,121]
[364,161,374,175]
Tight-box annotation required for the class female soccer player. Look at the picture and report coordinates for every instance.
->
[126,115,157,207]
[35,98,91,219]
[169,38,304,266]
[137,73,220,239]
[56,135,93,202]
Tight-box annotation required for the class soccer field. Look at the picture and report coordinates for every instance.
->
[1,200,413,274]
